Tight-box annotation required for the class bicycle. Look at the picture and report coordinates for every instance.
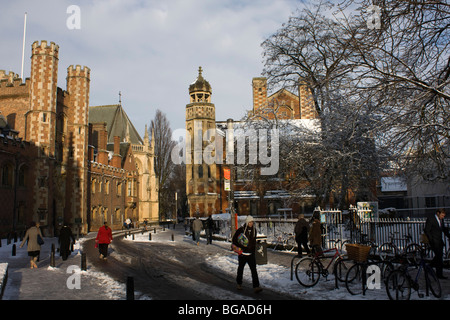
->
[273,232,296,252]
[385,253,442,300]
[379,231,421,264]
[295,246,352,287]
[345,258,394,296]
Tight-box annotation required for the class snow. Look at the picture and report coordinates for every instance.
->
[1,227,449,301]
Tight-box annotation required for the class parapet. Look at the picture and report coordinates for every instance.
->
[0,70,30,90]
[31,40,59,58]
[67,65,91,79]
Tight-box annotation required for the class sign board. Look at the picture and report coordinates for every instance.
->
[357,202,378,219]
[224,180,230,191]
[381,177,407,192]
[224,168,230,180]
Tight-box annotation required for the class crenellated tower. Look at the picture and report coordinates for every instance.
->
[27,40,59,156]
[65,64,91,228]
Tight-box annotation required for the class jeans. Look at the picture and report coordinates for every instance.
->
[236,253,260,288]
[194,231,201,243]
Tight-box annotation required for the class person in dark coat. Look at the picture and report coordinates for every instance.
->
[59,222,75,261]
[232,215,262,293]
[205,214,214,245]
[424,208,449,279]
[294,214,310,256]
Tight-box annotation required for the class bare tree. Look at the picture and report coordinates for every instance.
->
[150,109,176,220]
[262,0,449,184]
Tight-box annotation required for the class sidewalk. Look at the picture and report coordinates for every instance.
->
[0,226,296,300]
[0,233,129,300]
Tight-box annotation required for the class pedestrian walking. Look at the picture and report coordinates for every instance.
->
[95,221,113,260]
[424,208,449,279]
[294,213,310,256]
[232,215,262,293]
[205,214,214,244]
[19,222,44,269]
[59,222,75,261]
[192,216,203,245]
[309,217,322,255]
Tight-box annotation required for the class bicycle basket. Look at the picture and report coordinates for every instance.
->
[345,244,371,262]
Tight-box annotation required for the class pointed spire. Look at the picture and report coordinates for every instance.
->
[144,124,149,146]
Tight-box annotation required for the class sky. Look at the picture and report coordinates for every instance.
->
[1,0,313,138]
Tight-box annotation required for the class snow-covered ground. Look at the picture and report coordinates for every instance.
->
[1,227,449,301]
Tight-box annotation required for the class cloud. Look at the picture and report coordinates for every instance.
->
[0,0,304,136]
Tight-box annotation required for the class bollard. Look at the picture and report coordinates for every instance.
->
[81,252,87,271]
[12,244,16,256]
[154,228,156,234]
[149,233,152,241]
[132,233,135,240]
[126,276,135,300]
[171,233,174,241]
[50,251,55,267]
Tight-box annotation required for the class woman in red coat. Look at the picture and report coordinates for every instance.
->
[96,222,113,260]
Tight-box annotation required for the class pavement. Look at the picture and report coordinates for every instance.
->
[0,226,297,301]
[1,225,449,301]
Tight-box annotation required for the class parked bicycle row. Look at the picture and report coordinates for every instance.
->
[292,241,443,300]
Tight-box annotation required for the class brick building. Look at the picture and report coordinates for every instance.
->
[0,40,158,236]
[185,68,319,217]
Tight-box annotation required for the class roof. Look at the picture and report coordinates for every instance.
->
[88,104,143,145]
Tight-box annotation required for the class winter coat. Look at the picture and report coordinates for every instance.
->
[294,218,309,241]
[96,226,113,244]
[59,225,75,257]
[232,223,257,255]
[192,219,203,232]
[309,219,322,247]
[425,214,449,249]
[20,226,43,252]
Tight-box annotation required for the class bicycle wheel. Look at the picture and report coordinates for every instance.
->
[379,243,397,261]
[334,257,353,282]
[295,257,321,287]
[385,269,411,300]
[404,243,422,266]
[424,264,442,298]
[345,263,366,295]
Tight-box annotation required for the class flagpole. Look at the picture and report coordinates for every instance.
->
[21,12,27,80]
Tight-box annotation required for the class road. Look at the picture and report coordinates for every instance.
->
[83,227,296,300]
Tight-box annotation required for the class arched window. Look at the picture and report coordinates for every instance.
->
[18,164,27,187]
[1,163,13,186]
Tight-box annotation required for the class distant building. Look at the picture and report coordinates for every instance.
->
[185,68,319,217]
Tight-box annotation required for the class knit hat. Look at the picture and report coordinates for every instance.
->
[246,215,254,224]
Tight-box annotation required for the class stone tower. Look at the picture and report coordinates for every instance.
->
[27,41,59,155]
[26,40,60,224]
[65,64,91,229]
[186,67,219,216]
[252,77,268,113]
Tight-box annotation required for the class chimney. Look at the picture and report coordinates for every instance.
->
[111,136,122,168]
[95,123,108,165]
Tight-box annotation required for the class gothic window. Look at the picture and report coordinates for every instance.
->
[42,113,47,122]
[1,163,13,186]
[18,165,27,187]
